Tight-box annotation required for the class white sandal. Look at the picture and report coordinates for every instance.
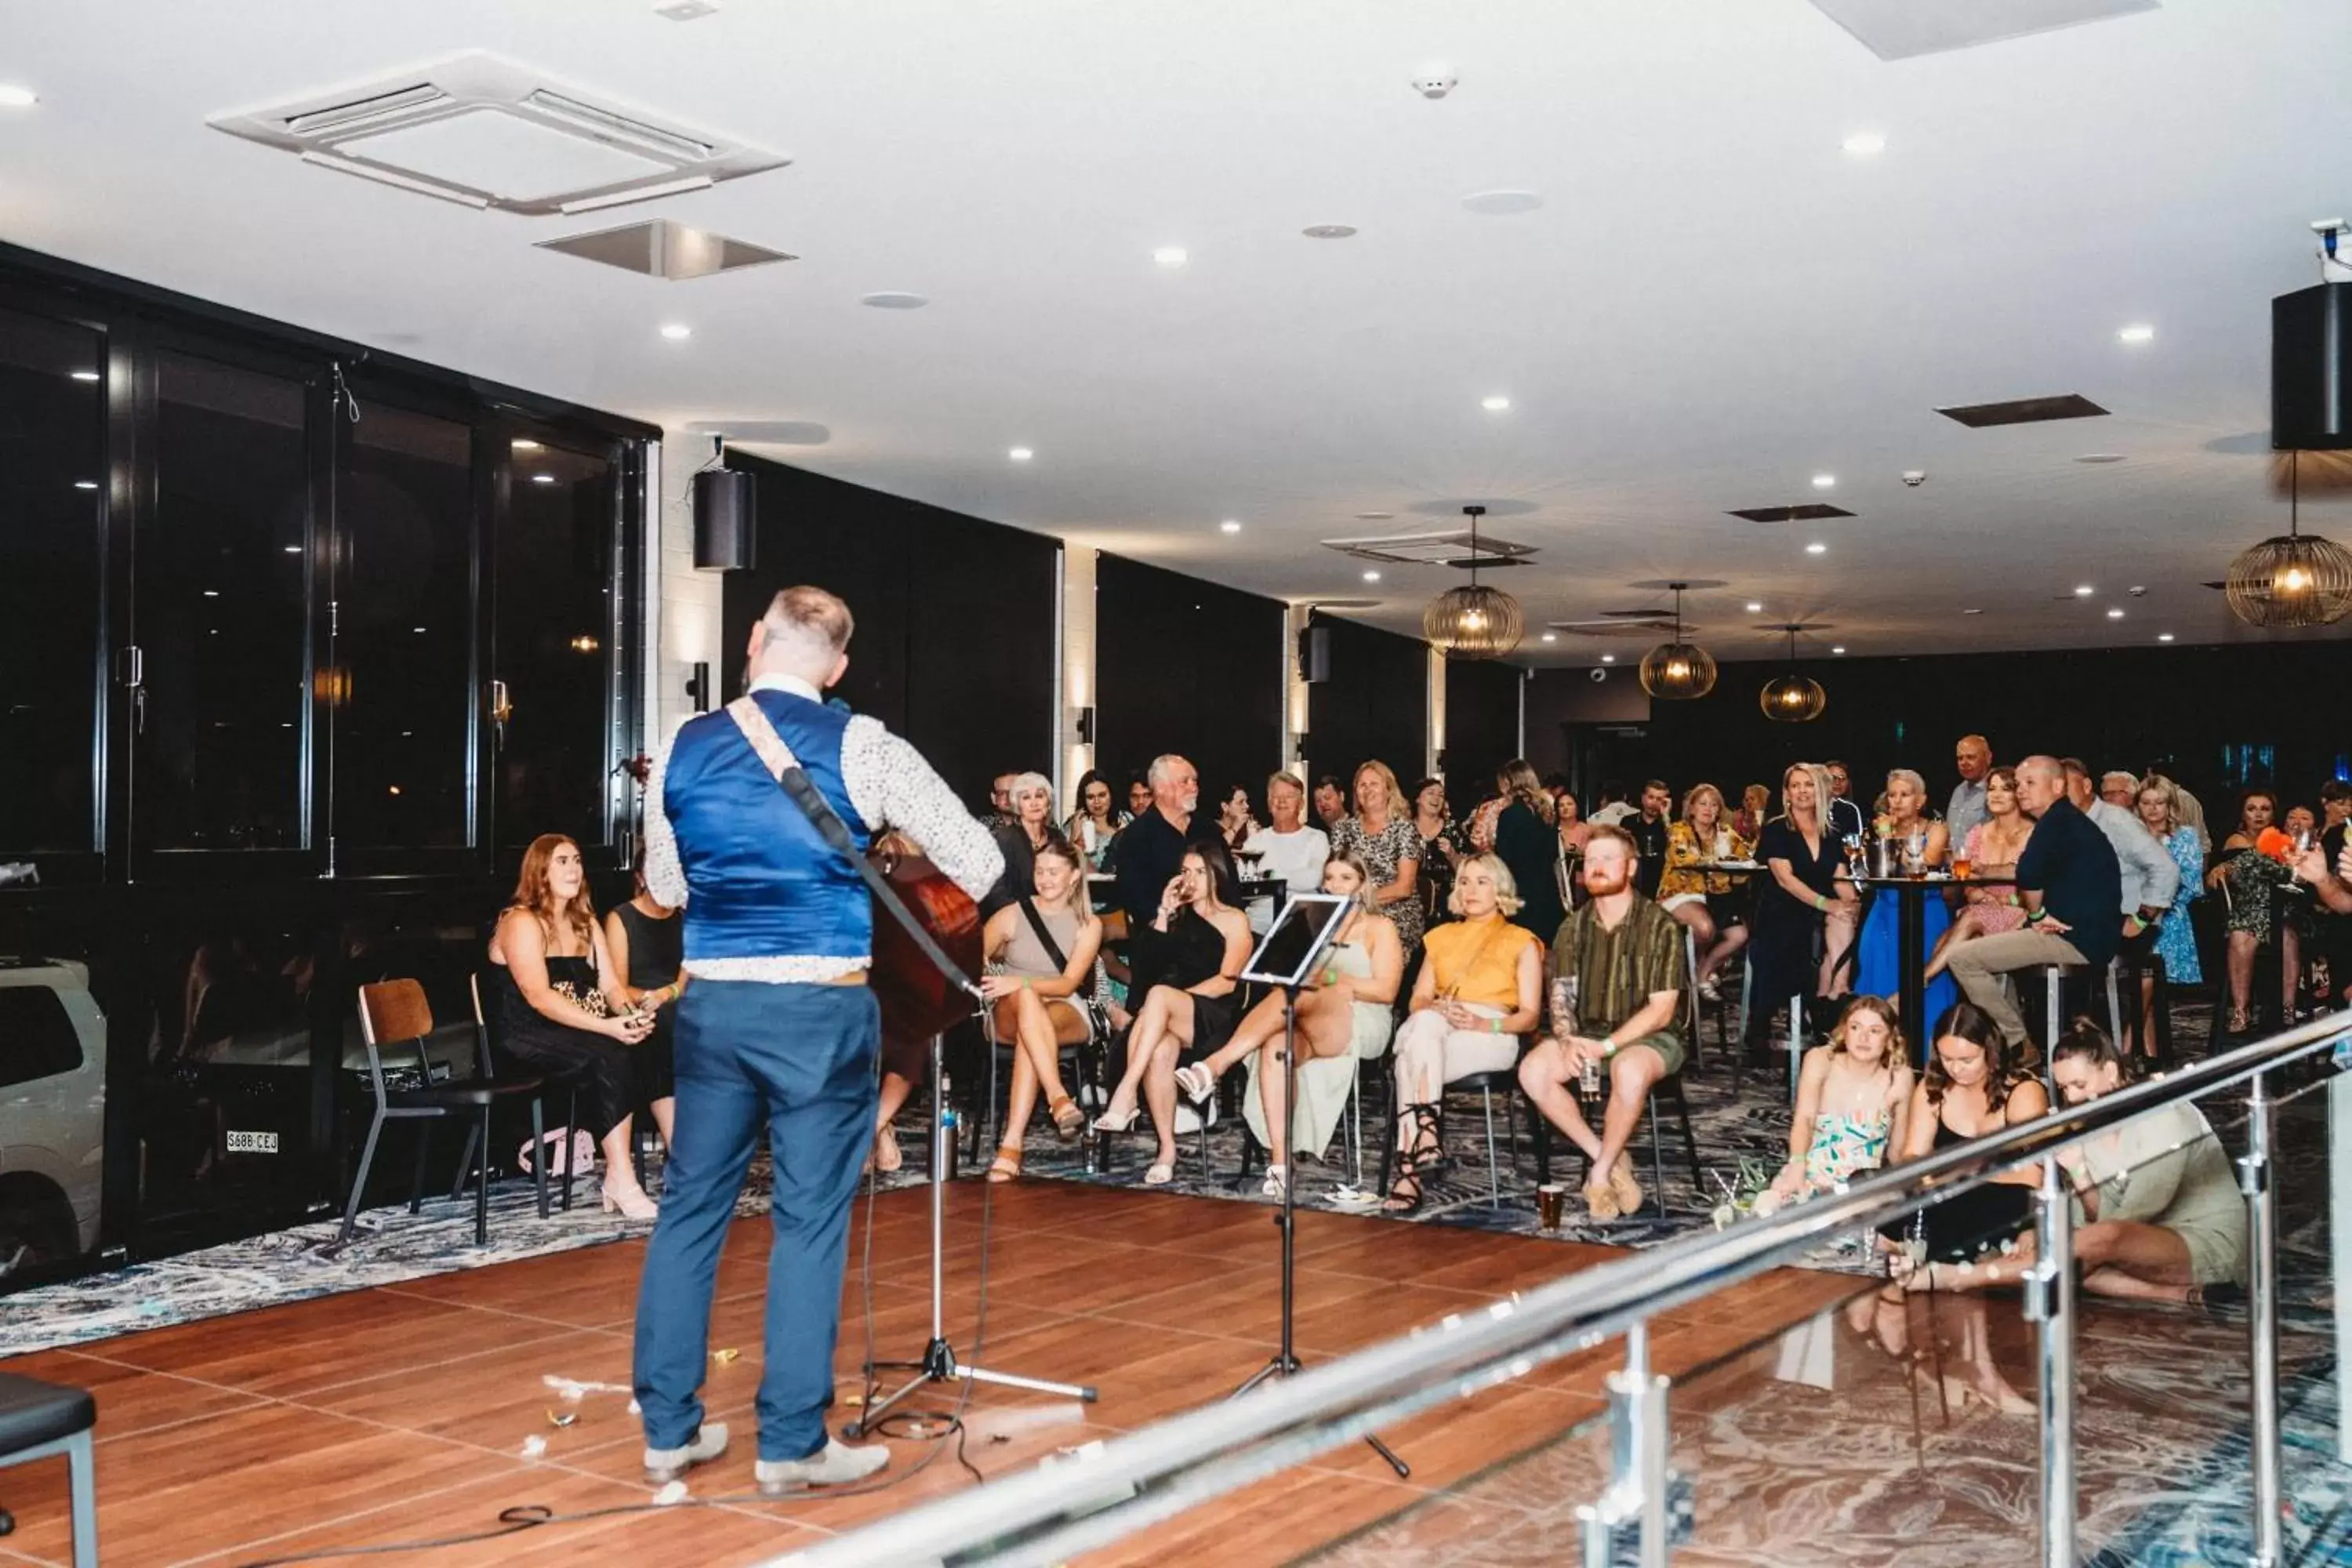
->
[1143,1161,1174,1186]
[1174,1063,1216,1104]
[1260,1163,1287,1198]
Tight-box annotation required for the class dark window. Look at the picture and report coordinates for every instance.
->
[0,985,85,1087]
[0,307,104,856]
[145,354,311,851]
[495,441,615,851]
[333,406,474,848]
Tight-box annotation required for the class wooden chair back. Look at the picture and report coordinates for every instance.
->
[358,979,433,1047]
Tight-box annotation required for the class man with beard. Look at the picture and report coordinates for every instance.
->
[1517,827,1689,1221]
[1112,753,1207,927]
[1311,774,1348,833]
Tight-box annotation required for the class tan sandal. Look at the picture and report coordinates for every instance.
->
[986,1145,1022,1184]
[873,1124,902,1174]
[1048,1095,1085,1142]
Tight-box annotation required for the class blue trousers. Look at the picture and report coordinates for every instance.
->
[633,979,879,1461]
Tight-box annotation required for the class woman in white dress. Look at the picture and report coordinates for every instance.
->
[1174,851,1402,1196]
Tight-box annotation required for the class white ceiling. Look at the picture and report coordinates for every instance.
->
[9,0,2352,661]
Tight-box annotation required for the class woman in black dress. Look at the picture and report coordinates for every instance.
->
[488,833,659,1218]
[1090,841,1253,1185]
[1490,759,1565,941]
[603,859,682,1152]
[1744,761,1856,1057]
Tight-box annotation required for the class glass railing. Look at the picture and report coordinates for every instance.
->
[771,1009,2352,1568]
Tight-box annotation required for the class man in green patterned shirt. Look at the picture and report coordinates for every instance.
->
[1518,827,1688,1221]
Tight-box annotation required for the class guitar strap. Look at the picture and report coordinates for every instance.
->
[724,697,979,996]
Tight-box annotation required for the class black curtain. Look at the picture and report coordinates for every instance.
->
[1442,658,1523,801]
[1307,612,1428,794]
[1094,550,1285,813]
[720,454,1058,811]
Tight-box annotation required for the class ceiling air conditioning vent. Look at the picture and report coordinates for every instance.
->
[1809,0,2158,61]
[1320,528,1536,568]
[1728,502,1856,523]
[1936,394,2109,428]
[210,52,786,216]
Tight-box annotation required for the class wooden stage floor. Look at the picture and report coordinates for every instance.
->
[0,1179,1867,1566]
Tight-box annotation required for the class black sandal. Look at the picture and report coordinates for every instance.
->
[1398,1102,1447,1176]
[1382,1163,1425,1214]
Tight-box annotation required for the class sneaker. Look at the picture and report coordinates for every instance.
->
[644,1422,728,1484]
[1697,976,1721,1004]
[756,1439,892,1494]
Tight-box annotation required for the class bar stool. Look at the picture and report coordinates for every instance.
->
[0,1374,96,1568]
[2037,957,2125,1061]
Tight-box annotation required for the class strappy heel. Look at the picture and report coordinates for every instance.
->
[1398,1102,1446,1175]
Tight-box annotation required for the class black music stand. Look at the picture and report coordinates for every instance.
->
[1228,894,1409,1478]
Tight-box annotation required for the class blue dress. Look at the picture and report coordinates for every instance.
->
[1854,883,1956,1051]
[2154,826,2204,985]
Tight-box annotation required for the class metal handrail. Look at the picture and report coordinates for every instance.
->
[772,1009,2352,1568]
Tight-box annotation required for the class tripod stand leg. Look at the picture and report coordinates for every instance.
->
[962,1363,1099,1400]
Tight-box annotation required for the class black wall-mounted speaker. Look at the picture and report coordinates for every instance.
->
[692,467,757,571]
[1298,625,1332,684]
[2274,281,2352,450]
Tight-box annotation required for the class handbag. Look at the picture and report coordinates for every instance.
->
[517,1127,597,1178]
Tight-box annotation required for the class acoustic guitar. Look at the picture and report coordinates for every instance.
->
[867,830,985,1044]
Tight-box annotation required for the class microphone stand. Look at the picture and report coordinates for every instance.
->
[1229,980,1409,1479]
[846,1026,1098,1436]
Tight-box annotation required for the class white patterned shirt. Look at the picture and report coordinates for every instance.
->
[643,673,1004,982]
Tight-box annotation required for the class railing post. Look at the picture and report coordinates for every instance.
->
[2026,1153,2075,1568]
[1581,1321,1675,1567]
[2242,1069,2282,1566]
[2329,1061,2352,1468]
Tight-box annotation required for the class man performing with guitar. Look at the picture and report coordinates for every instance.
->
[633,586,1003,1492]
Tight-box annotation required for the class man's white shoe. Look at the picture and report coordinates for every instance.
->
[643,1422,728,1484]
[755,1439,891,1494]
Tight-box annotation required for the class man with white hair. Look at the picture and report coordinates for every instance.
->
[1113,753,1207,926]
[1948,735,1994,841]
[633,586,1001,1494]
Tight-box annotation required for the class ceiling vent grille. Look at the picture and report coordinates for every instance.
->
[1936,394,2110,428]
[1544,613,1686,638]
[210,52,786,216]
[1809,0,2158,60]
[1321,528,1536,568]
[1728,502,1856,523]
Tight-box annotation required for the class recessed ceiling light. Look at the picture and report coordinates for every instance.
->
[1811,474,1836,489]
[412,626,426,633]
[2106,607,2125,619]
[1481,394,1512,412]
[1362,570,1381,583]
[532,474,557,485]
[1831,645,1847,655]
[2117,324,2155,344]
[72,480,96,490]
[70,370,99,383]
[1744,601,1763,613]
[2158,633,2175,642]
[2073,584,2094,596]
[1008,447,1033,462]
[1599,654,1616,664]
[1152,247,1189,268]
[860,291,929,310]
[1461,190,1542,216]
[1806,542,1828,555]
[659,323,692,341]
[1219,519,1242,534]
[1540,632,1557,643]
[202,590,219,598]
[2074,453,2125,464]
[1355,511,1393,521]
[1302,224,1357,239]
[1962,608,1984,615]
[282,544,302,554]
[511,438,543,452]
[0,86,38,110]
[1842,131,1886,156]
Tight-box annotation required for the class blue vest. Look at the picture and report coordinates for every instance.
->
[664,690,872,964]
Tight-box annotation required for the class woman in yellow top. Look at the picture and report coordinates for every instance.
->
[1657,782,1752,1003]
[1384,853,1543,1212]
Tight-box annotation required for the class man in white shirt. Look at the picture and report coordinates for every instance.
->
[1243,770,1330,898]
[2061,760,2180,1033]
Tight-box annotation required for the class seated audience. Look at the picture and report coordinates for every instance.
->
[1518,829,1688,1221]
[1657,782,1751,1001]
[1947,735,1993,842]
[1331,760,1425,955]
[1174,851,1403,1196]
[1855,768,1955,1031]
[1242,770,1330,898]
[1411,775,1465,922]
[1824,760,1867,844]
[1627,779,1672,898]
[603,855,683,1152]
[985,771,1062,916]
[1383,853,1544,1212]
[486,833,659,1218]
[1064,768,1129,870]
[1873,1002,2049,1414]
[1216,783,1260,853]
[978,840,1104,1183]
[1916,1018,2245,1310]
[1926,766,2031,982]
[1091,842,1253,1184]
[1490,760,1565,942]
[1588,782,1635,827]
[1745,761,1855,1056]
[2065,759,2181,1006]
[1753,996,1912,1215]
[1312,774,1348,832]
[987,772,1018,827]
[1112,753,1206,927]
[1944,756,2122,1060]
[2137,775,2204,1060]
[1732,782,1770,844]
[2204,787,2298,1035]
[1125,775,1154,821]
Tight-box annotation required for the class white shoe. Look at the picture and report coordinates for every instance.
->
[755,1439,891,1494]
[602,1178,659,1221]
[1260,1163,1287,1198]
[1697,977,1722,1004]
[1174,1062,1216,1104]
[644,1422,728,1484]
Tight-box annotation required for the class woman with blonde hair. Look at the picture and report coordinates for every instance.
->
[1491,758,1565,940]
[1331,759,1424,954]
[1854,768,1954,1033]
[1754,995,1911,1214]
[1743,762,1855,1058]
[1382,853,1544,1211]
[976,839,1104,1182]
[1657,782,1752,1000]
[486,833,659,1218]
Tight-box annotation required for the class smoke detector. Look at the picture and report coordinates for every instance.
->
[209,52,786,215]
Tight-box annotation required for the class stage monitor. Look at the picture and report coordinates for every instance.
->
[1240,893,1353,988]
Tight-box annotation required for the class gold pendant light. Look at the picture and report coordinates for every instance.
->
[1423,504,1525,659]
[1759,623,1826,722]
[1638,582,1716,699]
[2226,450,2352,627]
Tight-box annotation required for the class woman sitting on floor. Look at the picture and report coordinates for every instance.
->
[1172,850,1403,1197]
[978,839,1105,1183]
[1905,1018,2246,1309]
[486,833,659,1218]
[1753,994,1911,1215]
[1383,852,1544,1213]
[1091,841,1254,1184]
